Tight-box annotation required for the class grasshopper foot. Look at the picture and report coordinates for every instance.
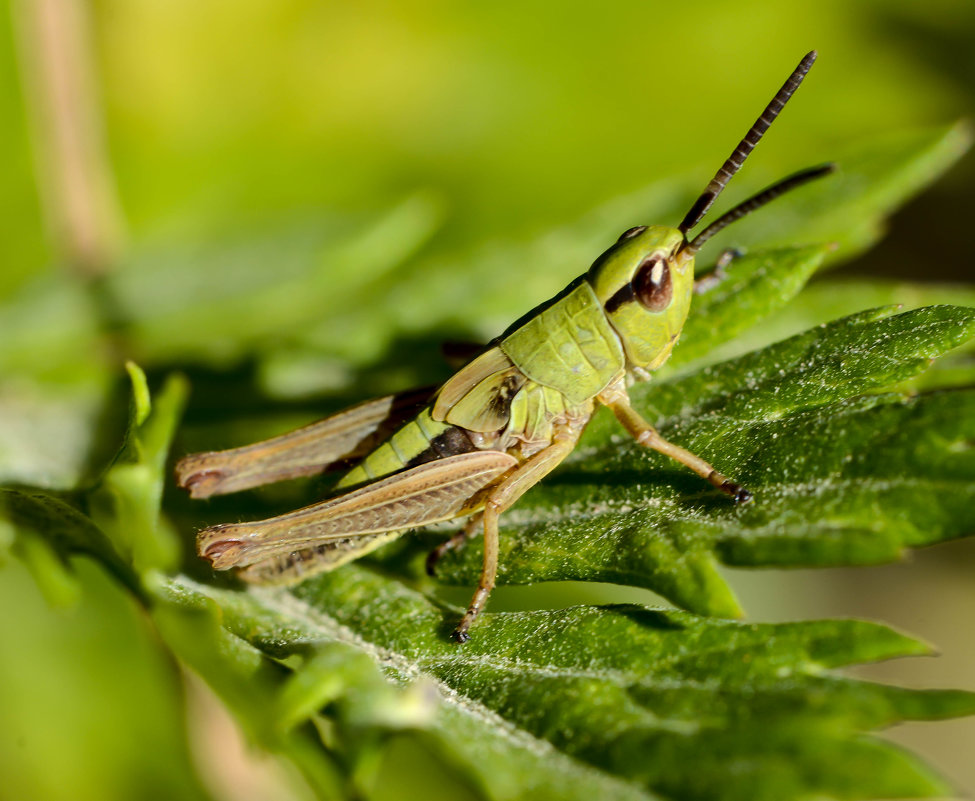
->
[720,480,753,504]
[707,470,753,504]
[693,248,744,294]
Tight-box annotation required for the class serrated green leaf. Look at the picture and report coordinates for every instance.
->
[161,570,975,801]
[732,277,975,392]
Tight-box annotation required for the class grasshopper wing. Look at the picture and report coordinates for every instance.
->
[176,388,433,498]
[198,450,517,574]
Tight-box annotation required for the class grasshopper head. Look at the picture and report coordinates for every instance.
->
[586,51,835,379]
[586,225,694,374]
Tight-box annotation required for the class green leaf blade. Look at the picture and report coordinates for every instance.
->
[164,569,970,801]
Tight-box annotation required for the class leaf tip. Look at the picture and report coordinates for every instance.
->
[947,117,974,154]
[125,361,151,426]
[867,621,938,662]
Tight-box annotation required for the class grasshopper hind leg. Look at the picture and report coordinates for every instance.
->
[240,532,402,584]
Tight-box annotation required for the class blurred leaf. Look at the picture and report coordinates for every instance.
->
[0,559,215,801]
[716,122,973,259]
[0,270,110,486]
[0,276,103,380]
[270,124,970,385]
[114,194,443,366]
[0,487,137,597]
[0,125,961,391]
[0,374,111,490]
[0,366,458,800]
[86,363,188,574]
[0,368,216,799]
[150,594,347,800]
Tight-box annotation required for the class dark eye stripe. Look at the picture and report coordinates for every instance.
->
[604,282,636,313]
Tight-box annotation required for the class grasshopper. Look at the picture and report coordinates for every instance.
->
[177,51,833,642]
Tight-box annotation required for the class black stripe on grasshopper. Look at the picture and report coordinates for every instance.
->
[405,426,481,469]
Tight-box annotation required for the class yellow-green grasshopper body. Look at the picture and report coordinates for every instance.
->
[177,52,833,641]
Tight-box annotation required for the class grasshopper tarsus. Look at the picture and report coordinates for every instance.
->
[704,469,752,504]
[721,481,753,504]
[450,627,471,644]
[716,247,745,269]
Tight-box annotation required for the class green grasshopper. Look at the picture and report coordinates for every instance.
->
[177,51,833,642]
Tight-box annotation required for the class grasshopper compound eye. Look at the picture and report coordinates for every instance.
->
[634,256,672,312]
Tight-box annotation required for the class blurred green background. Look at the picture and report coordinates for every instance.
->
[1,1,973,799]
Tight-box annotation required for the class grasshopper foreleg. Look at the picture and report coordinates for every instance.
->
[451,435,578,643]
[693,247,743,295]
[605,395,752,503]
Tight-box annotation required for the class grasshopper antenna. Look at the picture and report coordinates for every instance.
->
[678,50,818,235]
[683,162,835,255]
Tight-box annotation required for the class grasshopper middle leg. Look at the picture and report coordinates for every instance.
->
[451,435,577,643]
[426,512,483,577]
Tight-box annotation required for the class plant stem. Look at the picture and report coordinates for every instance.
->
[13,0,124,279]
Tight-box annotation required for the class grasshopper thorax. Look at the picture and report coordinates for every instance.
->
[586,225,694,375]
